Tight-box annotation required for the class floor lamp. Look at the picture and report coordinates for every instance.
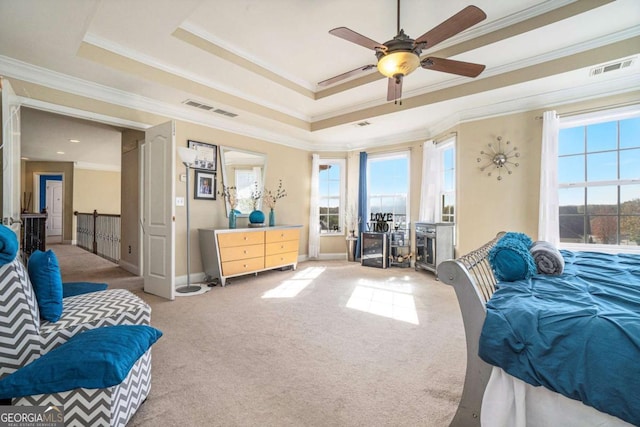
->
[176,147,203,294]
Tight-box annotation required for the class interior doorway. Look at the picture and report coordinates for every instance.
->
[42,175,63,240]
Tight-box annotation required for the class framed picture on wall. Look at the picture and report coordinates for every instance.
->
[188,140,217,172]
[195,170,216,200]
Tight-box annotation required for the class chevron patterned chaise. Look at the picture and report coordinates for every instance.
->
[0,257,153,426]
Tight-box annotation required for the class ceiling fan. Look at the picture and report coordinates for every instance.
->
[318,1,487,102]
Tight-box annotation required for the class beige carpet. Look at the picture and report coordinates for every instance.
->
[50,244,466,426]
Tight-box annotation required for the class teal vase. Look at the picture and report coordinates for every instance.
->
[269,208,275,226]
[229,209,237,229]
[249,209,265,225]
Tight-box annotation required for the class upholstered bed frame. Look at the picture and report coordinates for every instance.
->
[436,233,504,426]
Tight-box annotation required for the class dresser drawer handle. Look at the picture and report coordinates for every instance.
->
[243,250,247,254]
[243,264,248,268]
[243,237,248,240]
[280,245,284,249]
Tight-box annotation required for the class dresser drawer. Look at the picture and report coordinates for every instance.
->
[219,244,264,262]
[221,257,265,276]
[265,240,298,256]
[265,251,297,268]
[265,228,299,243]
[218,231,264,248]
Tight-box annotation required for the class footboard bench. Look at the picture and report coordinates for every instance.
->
[436,232,504,426]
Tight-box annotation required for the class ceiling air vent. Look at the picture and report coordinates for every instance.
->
[590,57,635,77]
[183,99,214,111]
[213,109,238,118]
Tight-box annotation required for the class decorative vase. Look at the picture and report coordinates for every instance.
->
[269,208,275,226]
[249,209,265,225]
[228,209,237,229]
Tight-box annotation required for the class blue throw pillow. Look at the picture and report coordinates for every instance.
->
[0,325,162,399]
[27,250,63,322]
[489,232,536,282]
[0,224,19,264]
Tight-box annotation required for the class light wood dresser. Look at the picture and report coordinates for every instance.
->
[199,225,302,286]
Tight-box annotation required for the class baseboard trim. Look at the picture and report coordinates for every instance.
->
[298,253,348,261]
[118,259,140,276]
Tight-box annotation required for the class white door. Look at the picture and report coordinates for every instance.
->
[45,180,63,237]
[1,78,21,237]
[143,121,175,300]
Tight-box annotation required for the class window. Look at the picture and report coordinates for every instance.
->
[558,111,640,247]
[235,169,260,213]
[367,152,410,229]
[318,159,345,234]
[440,142,456,223]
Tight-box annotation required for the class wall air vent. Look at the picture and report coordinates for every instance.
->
[355,121,371,127]
[213,109,238,118]
[183,99,214,111]
[590,57,635,77]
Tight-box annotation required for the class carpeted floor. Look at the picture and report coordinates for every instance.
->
[50,244,466,426]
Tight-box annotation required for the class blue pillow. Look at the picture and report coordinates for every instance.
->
[0,325,162,399]
[489,232,536,282]
[27,250,63,322]
[62,282,108,298]
[0,224,19,264]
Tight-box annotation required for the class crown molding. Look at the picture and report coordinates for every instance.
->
[456,73,640,126]
[0,54,315,150]
[421,0,577,55]
[19,97,150,130]
[83,33,310,122]
[178,21,315,92]
[2,35,638,155]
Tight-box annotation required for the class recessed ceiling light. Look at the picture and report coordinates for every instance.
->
[69,139,80,143]
[56,151,65,154]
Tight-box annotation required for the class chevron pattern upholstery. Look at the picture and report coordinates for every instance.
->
[40,289,151,353]
[0,259,42,379]
[13,350,152,427]
[1,256,154,426]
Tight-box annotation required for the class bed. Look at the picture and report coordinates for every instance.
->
[437,233,640,427]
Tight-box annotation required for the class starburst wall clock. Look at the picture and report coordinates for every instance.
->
[477,136,520,180]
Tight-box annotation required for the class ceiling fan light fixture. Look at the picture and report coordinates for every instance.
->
[377,50,420,78]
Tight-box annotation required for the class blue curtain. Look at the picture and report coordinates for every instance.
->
[355,152,367,259]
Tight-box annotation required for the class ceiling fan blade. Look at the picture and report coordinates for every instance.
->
[415,5,486,49]
[387,76,403,101]
[318,64,377,87]
[421,57,485,77]
[329,27,385,51]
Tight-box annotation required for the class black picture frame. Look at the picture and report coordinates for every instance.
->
[194,170,216,200]
[188,140,217,172]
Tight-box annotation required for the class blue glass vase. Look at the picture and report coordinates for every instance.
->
[269,208,275,226]
[249,209,265,225]
[228,209,237,229]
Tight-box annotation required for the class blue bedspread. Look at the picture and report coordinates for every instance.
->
[479,251,640,425]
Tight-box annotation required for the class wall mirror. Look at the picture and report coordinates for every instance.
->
[219,146,267,217]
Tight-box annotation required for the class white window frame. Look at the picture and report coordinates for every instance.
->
[439,138,456,224]
[558,105,640,253]
[318,158,346,236]
[366,151,411,228]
